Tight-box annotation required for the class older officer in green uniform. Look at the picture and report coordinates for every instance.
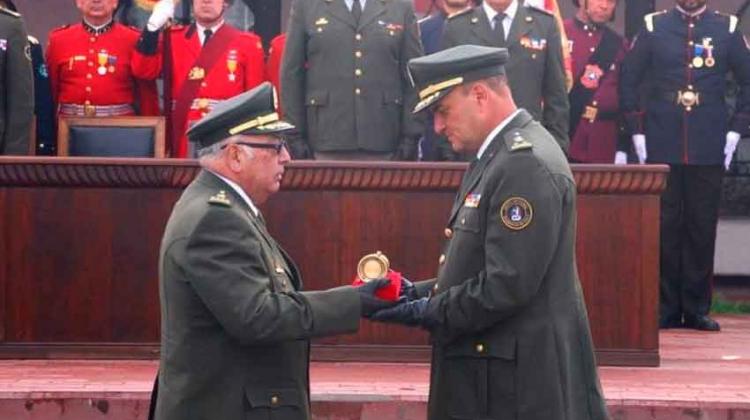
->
[281,0,424,160]
[0,4,32,155]
[442,0,570,154]
[371,46,608,420]
[153,82,394,420]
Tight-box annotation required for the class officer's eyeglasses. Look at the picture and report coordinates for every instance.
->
[224,138,288,154]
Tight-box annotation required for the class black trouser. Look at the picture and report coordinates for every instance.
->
[660,164,723,321]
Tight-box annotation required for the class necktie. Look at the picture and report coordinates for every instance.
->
[203,29,213,46]
[493,13,506,46]
[351,0,362,23]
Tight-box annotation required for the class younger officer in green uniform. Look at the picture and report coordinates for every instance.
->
[371,45,608,420]
[441,0,570,154]
[0,4,33,155]
[153,82,394,420]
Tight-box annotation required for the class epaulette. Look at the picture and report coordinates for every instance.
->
[50,24,71,34]
[644,10,667,32]
[208,190,232,207]
[0,6,21,18]
[504,130,533,153]
[447,8,472,20]
[27,35,39,45]
[524,4,553,17]
[714,11,739,33]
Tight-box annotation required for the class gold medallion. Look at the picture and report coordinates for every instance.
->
[357,251,390,282]
[692,56,704,68]
[705,56,715,67]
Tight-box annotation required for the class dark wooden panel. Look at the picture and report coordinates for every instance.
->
[0,158,668,366]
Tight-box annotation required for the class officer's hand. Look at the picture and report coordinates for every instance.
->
[287,140,313,160]
[147,0,175,31]
[614,151,628,165]
[393,140,418,161]
[399,277,419,301]
[370,297,429,327]
[632,134,647,164]
[724,131,740,171]
[357,279,398,317]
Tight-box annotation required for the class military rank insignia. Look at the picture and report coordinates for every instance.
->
[500,197,533,230]
[208,190,231,206]
[508,132,533,152]
[188,66,206,80]
[464,193,481,208]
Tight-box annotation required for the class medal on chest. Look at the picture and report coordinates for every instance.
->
[227,50,238,82]
[97,50,108,75]
[580,64,603,89]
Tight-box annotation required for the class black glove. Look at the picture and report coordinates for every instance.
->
[370,297,430,327]
[357,279,398,317]
[392,139,418,161]
[399,276,419,301]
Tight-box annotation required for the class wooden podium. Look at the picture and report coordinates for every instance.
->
[0,158,666,366]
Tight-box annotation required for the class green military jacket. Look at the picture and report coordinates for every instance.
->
[421,110,608,419]
[281,0,423,154]
[0,7,32,155]
[442,4,570,154]
[155,171,360,420]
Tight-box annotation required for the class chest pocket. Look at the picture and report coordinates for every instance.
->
[453,207,481,234]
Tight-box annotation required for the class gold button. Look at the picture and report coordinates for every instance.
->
[355,50,362,58]
[439,254,446,264]
[275,266,284,274]
[355,69,362,77]
[688,64,694,68]
[588,32,593,37]
[589,47,595,53]
[89,49,94,54]
[317,27,323,33]
[310,99,316,105]
[689,41,694,46]
[531,53,537,59]
[433,283,439,291]
[86,74,92,79]
[355,33,362,41]
[686,106,692,112]
[476,343,485,353]
[689,23,695,28]
[270,395,279,405]
[461,218,466,225]
[687,85,694,90]
[85,86,91,92]
[90,37,95,43]
[88,62,94,67]
[444,228,452,238]
[355,88,361,95]
[592,100,598,106]
[201,82,207,88]
[84,100,91,105]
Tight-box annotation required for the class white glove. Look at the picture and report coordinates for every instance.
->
[614,151,628,165]
[632,134,647,164]
[147,0,175,31]
[724,131,740,171]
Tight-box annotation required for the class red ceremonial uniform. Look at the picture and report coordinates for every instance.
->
[166,24,265,157]
[564,18,628,163]
[46,21,160,117]
[266,33,285,99]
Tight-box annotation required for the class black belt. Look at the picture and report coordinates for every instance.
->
[653,90,723,108]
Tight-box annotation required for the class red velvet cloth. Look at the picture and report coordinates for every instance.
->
[352,270,402,301]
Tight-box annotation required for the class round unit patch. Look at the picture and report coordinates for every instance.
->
[500,197,533,230]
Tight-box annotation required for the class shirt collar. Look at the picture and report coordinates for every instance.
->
[477,109,521,159]
[196,20,224,42]
[210,170,260,217]
[675,5,707,18]
[82,18,114,35]
[345,0,367,11]
[483,0,518,24]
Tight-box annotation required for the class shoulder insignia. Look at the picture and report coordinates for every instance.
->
[208,190,232,207]
[447,8,472,20]
[644,10,667,33]
[51,24,71,33]
[525,4,553,17]
[27,35,39,45]
[729,15,738,33]
[500,197,533,230]
[0,6,21,18]
[504,130,533,152]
